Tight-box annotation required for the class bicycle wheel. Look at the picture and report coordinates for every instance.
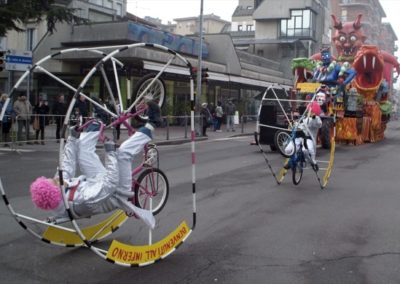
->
[134,168,169,215]
[133,73,166,109]
[292,160,303,185]
[274,130,292,157]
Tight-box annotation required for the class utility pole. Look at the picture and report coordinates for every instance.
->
[195,0,204,135]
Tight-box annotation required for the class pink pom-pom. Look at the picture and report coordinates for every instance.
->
[308,101,321,116]
[30,176,62,210]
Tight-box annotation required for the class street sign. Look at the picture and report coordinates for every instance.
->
[5,50,32,71]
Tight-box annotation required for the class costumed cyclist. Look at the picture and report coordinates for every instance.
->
[29,96,162,229]
[285,101,322,171]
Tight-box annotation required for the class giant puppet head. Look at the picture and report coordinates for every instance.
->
[352,45,384,97]
[331,14,367,62]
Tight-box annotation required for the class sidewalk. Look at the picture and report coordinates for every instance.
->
[0,121,257,151]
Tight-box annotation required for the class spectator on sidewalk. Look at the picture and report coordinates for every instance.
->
[225,99,236,132]
[208,102,216,131]
[215,101,223,132]
[75,95,90,123]
[13,93,33,145]
[33,98,50,145]
[0,93,16,147]
[52,93,68,143]
[200,102,212,137]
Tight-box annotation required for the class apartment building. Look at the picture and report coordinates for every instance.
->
[0,0,128,92]
[172,14,230,35]
[331,0,397,55]
[231,0,332,79]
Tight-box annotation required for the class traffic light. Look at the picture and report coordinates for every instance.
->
[190,66,198,79]
[190,67,209,83]
[201,68,209,84]
[0,51,5,72]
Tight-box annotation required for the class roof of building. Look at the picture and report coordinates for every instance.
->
[232,38,300,45]
[173,14,230,24]
[232,6,254,17]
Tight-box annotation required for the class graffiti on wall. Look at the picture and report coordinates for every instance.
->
[128,22,209,58]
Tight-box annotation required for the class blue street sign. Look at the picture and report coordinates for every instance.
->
[6,55,33,65]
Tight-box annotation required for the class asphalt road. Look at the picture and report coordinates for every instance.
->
[1,121,400,283]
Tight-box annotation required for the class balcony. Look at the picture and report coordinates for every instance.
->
[230,31,255,38]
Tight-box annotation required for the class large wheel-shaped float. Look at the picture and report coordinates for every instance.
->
[0,48,131,247]
[59,43,197,266]
[0,43,198,266]
[255,85,336,189]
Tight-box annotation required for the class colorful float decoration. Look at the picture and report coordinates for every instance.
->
[293,14,400,145]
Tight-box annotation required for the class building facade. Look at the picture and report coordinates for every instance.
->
[231,0,332,79]
[172,14,230,36]
[0,0,128,92]
[0,0,294,121]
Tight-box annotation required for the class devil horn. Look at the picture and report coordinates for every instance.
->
[353,14,362,30]
[331,14,342,30]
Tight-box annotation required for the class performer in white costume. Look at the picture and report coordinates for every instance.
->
[30,99,162,229]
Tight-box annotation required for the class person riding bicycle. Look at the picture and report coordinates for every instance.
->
[29,97,162,228]
[285,101,322,171]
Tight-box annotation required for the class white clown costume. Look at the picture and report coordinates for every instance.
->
[48,125,156,229]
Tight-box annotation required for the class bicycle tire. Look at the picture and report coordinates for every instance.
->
[133,73,166,109]
[274,130,292,158]
[292,160,303,185]
[134,168,169,215]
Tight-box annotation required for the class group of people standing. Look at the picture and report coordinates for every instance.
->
[200,99,237,136]
[0,93,69,146]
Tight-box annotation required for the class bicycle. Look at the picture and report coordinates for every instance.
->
[285,133,307,185]
[281,121,321,186]
[78,108,169,216]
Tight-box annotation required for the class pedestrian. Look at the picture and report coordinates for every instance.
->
[33,98,50,145]
[200,102,212,137]
[208,102,216,131]
[0,93,16,147]
[93,97,110,124]
[215,101,223,132]
[74,95,90,123]
[52,93,68,143]
[29,97,162,228]
[225,99,236,132]
[13,93,33,145]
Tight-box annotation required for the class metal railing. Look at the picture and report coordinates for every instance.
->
[0,114,258,149]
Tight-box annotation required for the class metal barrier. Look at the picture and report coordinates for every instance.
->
[0,114,258,149]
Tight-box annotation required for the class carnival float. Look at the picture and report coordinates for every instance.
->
[293,14,400,145]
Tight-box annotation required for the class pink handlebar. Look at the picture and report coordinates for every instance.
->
[77,104,148,142]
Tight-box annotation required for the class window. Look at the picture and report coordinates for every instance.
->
[104,0,113,8]
[238,25,243,31]
[246,25,253,31]
[89,0,114,9]
[116,3,122,16]
[341,9,347,22]
[89,0,102,5]
[26,28,36,51]
[279,9,315,39]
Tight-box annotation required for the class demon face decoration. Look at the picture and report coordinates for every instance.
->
[331,14,367,62]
